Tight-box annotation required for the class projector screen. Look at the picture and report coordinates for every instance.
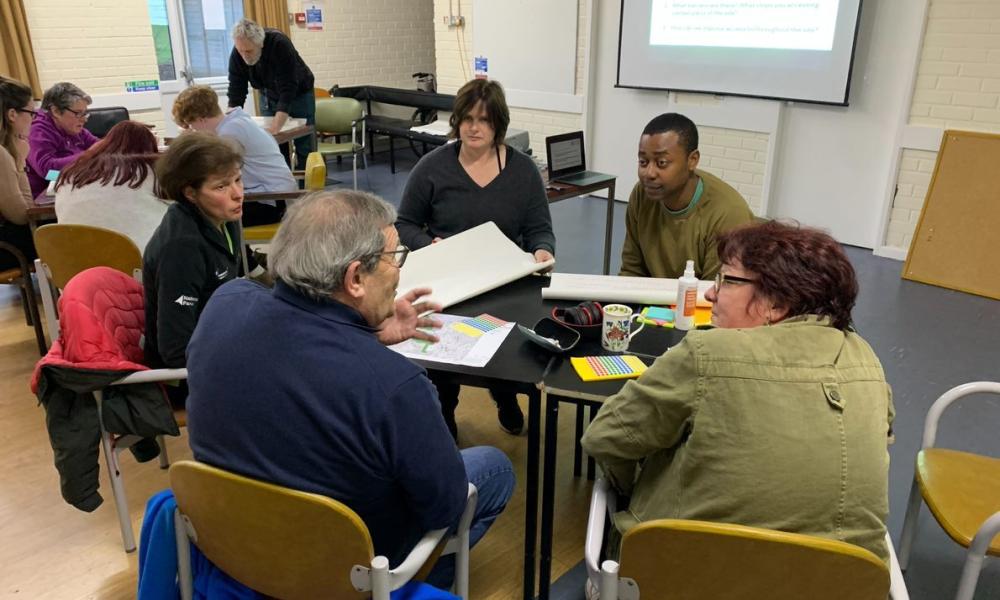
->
[617,0,864,105]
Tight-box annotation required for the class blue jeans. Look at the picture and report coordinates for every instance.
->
[425,446,516,589]
[260,90,315,170]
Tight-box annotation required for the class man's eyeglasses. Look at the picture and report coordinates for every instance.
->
[63,107,90,120]
[14,107,40,117]
[714,271,756,289]
[371,244,410,268]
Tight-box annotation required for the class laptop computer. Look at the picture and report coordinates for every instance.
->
[545,131,607,187]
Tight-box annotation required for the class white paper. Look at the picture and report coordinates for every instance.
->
[389,314,513,367]
[542,273,714,307]
[396,222,554,309]
[409,121,451,137]
[250,116,307,132]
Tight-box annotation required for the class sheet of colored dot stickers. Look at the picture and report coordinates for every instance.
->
[389,313,514,368]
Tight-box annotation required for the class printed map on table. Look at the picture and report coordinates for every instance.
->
[390,313,513,367]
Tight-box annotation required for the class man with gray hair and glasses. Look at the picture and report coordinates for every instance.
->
[185,190,515,590]
[227,17,315,169]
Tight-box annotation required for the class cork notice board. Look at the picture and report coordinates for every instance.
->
[903,130,1000,300]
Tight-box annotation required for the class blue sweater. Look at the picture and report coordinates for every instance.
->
[185,279,468,566]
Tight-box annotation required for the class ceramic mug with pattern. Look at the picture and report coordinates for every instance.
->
[601,303,645,352]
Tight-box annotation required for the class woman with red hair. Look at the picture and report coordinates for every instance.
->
[54,120,169,252]
[583,220,894,568]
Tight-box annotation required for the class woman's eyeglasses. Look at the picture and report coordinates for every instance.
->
[63,107,90,120]
[14,107,40,117]
[714,271,756,288]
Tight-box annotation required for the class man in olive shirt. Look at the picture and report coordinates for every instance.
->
[619,113,753,279]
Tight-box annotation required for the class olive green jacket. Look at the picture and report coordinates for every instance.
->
[581,315,894,563]
[619,169,754,279]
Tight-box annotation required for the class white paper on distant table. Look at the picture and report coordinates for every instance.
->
[541,273,714,307]
[389,313,513,367]
[396,221,554,309]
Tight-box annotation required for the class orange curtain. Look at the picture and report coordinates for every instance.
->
[0,0,42,98]
[243,0,290,37]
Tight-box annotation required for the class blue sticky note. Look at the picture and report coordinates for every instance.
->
[45,169,60,181]
[645,306,674,322]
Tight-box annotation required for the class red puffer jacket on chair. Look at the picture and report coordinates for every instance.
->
[31,267,179,512]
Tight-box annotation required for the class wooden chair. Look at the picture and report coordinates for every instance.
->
[898,381,1000,600]
[0,241,46,355]
[585,478,909,599]
[33,224,142,344]
[170,460,477,600]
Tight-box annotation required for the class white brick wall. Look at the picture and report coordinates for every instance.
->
[289,0,435,91]
[699,126,767,214]
[888,149,936,249]
[888,0,1000,250]
[432,0,586,160]
[433,2,768,208]
[24,1,435,133]
[24,0,160,95]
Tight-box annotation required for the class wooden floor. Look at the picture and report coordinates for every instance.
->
[0,286,593,600]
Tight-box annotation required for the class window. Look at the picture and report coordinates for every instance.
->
[148,0,176,81]
[148,0,244,82]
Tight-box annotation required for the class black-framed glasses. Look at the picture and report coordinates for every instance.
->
[63,107,90,120]
[14,107,40,117]
[371,244,410,268]
[714,271,756,289]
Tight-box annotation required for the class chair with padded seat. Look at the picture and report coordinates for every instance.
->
[898,381,1000,600]
[170,459,477,600]
[83,106,130,138]
[585,478,909,599]
[0,241,46,355]
[315,97,369,190]
[33,223,143,345]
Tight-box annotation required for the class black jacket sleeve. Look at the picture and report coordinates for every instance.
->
[155,239,209,368]
[227,49,249,109]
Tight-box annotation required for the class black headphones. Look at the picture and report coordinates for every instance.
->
[552,301,603,326]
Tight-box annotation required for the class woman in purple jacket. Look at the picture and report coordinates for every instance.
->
[26,82,99,198]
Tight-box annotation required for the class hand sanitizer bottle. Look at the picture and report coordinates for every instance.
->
[675,260,698,331]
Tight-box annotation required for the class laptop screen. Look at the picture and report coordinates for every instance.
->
[546,131,586,177]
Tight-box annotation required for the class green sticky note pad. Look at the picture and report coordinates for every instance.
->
[45,170,60,181]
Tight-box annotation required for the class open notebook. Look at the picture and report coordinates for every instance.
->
[396,221,555,309]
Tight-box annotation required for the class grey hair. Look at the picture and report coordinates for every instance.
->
[231,18,266,46]
[269,190,398,302]
[41,82,92,112]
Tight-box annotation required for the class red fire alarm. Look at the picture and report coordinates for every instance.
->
[294,12,306,25]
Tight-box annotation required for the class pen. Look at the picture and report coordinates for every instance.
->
[624,350,662,360]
